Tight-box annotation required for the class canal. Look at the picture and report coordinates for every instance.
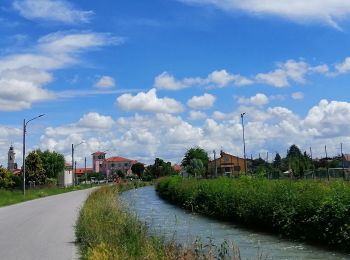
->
[120,186,349,259]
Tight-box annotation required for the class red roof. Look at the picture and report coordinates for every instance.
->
[74,168,93,175]
[92,151,106,155]
[106,156,133,162]
[173,164,183,171]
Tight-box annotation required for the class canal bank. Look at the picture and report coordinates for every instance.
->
[120,186,350,259]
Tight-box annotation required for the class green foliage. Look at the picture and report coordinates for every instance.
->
[286,145,312,178]
[131,162,144,178]
[181,147,209,169]
[144,158,177,180]
[186,158,205,178]
[36,150,65,179]
[156,177,350,251]
[25,151,46,185]
[0,167,15,189]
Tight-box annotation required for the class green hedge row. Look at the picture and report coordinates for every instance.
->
[156,177,350,251]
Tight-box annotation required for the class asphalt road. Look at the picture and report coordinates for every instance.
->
[0,188,95,260]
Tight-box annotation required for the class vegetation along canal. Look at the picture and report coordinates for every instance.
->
[120,186,350,259]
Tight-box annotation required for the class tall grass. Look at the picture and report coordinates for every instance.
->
[75,182,247,260]
[0,184,95,207]
[156,177,350,251]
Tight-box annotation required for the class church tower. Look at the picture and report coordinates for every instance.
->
[7,145,17,171]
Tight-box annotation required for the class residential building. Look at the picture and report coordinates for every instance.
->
[208,151,246,176]
[92,152,137,178]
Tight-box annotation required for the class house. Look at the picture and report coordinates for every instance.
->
[92,152,137,178]
[343,154,350,168]
[208,151,246,177]
[58,163,73,187]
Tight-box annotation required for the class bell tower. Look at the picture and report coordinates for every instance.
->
[7,145,17,171]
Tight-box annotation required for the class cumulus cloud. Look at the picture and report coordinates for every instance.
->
[95,76,116,88]
[187,93,216,109]
[116,88,184,114]
[13,0,94,24]
[78,112,114,129]
[188,110,207,120]
[237,93,269,106]
[154,70,251,90]
[335,57,350,74]
[21,99,350,167]
[179,0,350,29]
[256,60,328,88]
[154,60,329,90]
[0,32,118,111]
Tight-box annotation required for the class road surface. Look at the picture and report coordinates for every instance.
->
[0,188,95,260]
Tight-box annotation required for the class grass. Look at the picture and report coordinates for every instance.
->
[75,182,248,260]
[0,184,97,208]
[156,176,350,252]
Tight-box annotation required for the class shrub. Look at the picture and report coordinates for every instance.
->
[156,177,350,251]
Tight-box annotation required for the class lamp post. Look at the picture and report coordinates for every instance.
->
[71,141,84,186]
[23,114,45,196]
[241,113,247,174]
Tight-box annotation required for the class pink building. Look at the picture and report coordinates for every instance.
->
[92,152,137,178]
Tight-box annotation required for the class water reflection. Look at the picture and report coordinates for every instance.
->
[120,186,349,260]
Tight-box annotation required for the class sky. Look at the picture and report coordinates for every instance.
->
[1,0,350,167]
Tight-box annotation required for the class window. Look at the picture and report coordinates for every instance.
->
[125,163,128,167]
[234,166,241,171]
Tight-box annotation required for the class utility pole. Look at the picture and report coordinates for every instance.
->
[74,161,77,185]
[22,114,45,196]
[310,147,315,179]
[213,150,217,178]
[341,143,345,180]
[71,144,74,186]
[325,145,328,180]
[240,113,247,174]
[85,157,87,184]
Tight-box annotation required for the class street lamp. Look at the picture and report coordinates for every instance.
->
[71,141,84,186]
[240,113,247,174]
[23,114,45,196]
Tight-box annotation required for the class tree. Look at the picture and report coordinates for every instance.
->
[25,151,46,185]
[36,150,65,179]
[286,145,311,178]
[186,158,205,178]
[0,167,15,189]
[181,147,209,170]
[273,153,282,169]
[131,163,145,178]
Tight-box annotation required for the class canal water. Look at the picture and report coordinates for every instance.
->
[119,186,349,259]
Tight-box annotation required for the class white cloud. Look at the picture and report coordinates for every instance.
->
[179,0,350,29]
[237,93,269,106]
[78,112,114,129]
[154,70,251,90]
[24,99,350,167]
[188,110,207,120]
[13,0,94,24]
[292,92,304,100]
[0,32,118,111]
[116,88,184,114]
[187,93,216,109]
[256,60,328,87]
[335,57,350,74]
[95,76,116,88]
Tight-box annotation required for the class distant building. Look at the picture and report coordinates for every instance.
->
[208,151,246,176]
[58,163,73,187]
[91,152,138,178]
[7,145,18,172]
[342,154,350,168]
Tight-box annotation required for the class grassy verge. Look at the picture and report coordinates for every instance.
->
[0,184,97,208]
[75,182,244,260]
[156,176,350,252]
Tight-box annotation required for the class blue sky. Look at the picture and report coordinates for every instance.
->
[1,0,350,166]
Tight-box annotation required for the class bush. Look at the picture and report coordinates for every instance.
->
[156,177,350,251]
[0,167,15,189]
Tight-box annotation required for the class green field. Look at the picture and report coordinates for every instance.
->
[0,184,96,207]
[156,176,350,251]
